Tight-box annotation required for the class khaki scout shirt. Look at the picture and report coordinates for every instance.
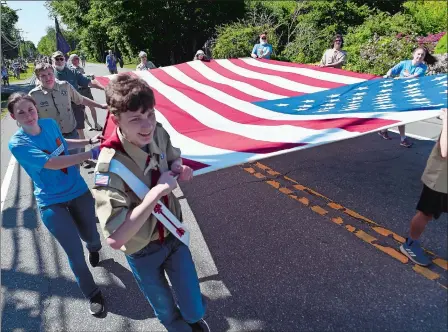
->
[29,79,84,134]
[421,141,447,194]
[320,49,347,68]
[92,124,183,255]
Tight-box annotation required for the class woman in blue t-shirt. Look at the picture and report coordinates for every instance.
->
[379,47,437,147]
[7,92,105,316]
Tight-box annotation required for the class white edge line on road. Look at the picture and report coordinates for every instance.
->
[389,130,437,141]
[1,156,17,212]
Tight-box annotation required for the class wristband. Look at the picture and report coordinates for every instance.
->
[89,138,92,145]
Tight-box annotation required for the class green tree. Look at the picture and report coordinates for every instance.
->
[47,0,246,65]
[403,0,448,35]
[1,4,20,59]
[37,26,80,56]
[19,41,37,58]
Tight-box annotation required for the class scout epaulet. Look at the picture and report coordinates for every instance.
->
[96,148,116,173]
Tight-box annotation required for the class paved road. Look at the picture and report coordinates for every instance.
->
[1,63,447,331]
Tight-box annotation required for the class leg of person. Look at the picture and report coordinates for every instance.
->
[126,241,192,332]
[73,103,86,153]
[164,236,208,331]
[84,110,93,130]
[89,107,102,131]
[67,190,102,267]
[399,125,413,147]
[378,129,391,140]
[39,202,104,315]
[399,184,446,266]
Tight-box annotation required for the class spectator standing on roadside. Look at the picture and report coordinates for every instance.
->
[80,53,86,67]
[193,50,210,62]
[68,54,103,132]
[379,46,438,148]
[52,51,105,154]
[106,50,118,74]
[319,34,347,69]
[400,108,447,266]
[7,92,106,316]
[251,33,273,60]
[136,51,157,71]
[1,65,10,86]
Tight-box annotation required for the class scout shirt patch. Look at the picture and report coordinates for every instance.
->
[60,89,67,96]
[40,101,50,107]
[95,173,110,186]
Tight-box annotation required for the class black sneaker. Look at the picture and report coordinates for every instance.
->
[189,319,210,332]
[89,291,104,316]
[89,251,100,267]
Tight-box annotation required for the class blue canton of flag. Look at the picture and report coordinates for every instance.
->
[254,74,447,116]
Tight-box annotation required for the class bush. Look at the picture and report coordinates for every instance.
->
[403,1,448,35]
[212,22,279,59]
[434,33,448,55]
[280,22,329,64]
[344,11,417,72]
[347,34,417,75]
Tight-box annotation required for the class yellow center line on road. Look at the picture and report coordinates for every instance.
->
[242,162,448,289]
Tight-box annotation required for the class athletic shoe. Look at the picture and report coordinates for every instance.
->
[89,251,100,267]
[378,131,391,140]
[89,292,104,316]
[400,238,431,266]
[189,319,210,332]
[400,138,413,148]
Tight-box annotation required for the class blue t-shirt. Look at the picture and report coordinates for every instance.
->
[8,119,88,207]
[251,43,273,59]
[54,66,90,92]
[390,60,427,78]
[106,55,117,70]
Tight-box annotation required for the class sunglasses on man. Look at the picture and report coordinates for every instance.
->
[261,37,267,40]
[55,57,64,61]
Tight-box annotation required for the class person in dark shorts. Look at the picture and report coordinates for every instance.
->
[400,108,447,266]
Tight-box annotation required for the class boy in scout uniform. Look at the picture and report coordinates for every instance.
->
[92,74,209,332]
[29,62,107,153]
[400,108,447,266]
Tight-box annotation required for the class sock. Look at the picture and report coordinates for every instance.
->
[401,135,406,142]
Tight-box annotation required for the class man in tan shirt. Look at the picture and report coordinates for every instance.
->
[319,34,347,69]
[92,73,209,331]
[400,108,447,266]
[29,62,107,152]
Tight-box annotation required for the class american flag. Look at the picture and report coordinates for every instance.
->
[97,58,447,175]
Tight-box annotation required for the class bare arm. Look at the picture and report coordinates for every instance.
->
[65,137,89,149]
[89,79,105,90]
[44,151,92,170]
[106,185,165,249]
[82,96,107,110]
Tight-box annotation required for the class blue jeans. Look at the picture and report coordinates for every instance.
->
[39,190,101,299]
[126,235,205,332]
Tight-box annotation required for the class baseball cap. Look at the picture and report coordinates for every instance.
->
[138,51,147,58]
[52,51,64,58]
[195,50,205,56]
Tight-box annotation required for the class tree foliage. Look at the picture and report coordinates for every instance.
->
[403,1,448,35]
[1,4,20,59]
[46,0,246,65]
[37,27,80,57]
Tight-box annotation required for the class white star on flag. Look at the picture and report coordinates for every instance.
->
[402,78,419,83]
[426,103,445,107]
[432,76,446,81]
[440,90,448,94]
[352,96,363,100]
[380,83,393,87]
[380,89,392,93]
[302,100,314,103]
[275,103,289,107]
[405,83,420,88]
[377,100,391,104]
[406,93,423,97]
[437,81,447,87]
[329,99,340,103]
[356,87,368,90]
[353,92,367,96]
[321,103,335,107]
[409,98,429,102]
[376,104,396,109]
[328,94,340,98]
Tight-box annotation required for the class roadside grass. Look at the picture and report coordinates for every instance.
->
[9,63,35,83]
